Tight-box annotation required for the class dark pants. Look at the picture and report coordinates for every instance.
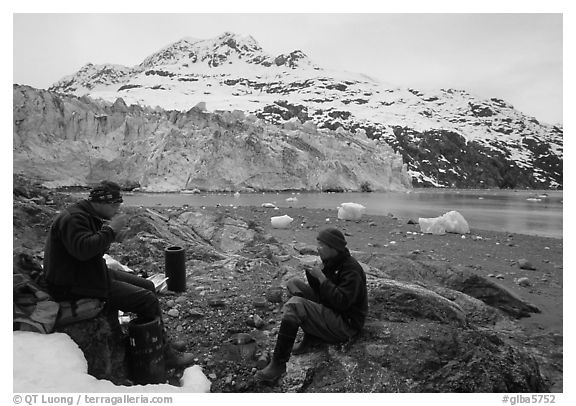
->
[107,269,161,320]
[284,278,357,343]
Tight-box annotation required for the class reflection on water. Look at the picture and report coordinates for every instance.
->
[118,189,562,239]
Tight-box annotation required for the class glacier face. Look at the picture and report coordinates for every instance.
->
[13,84,412,192]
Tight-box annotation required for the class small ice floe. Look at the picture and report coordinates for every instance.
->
[271,214,293,229]
[261,203,277,209]
[526,193,547,202]
[286,197,298,203]
[337,202,366,221]
[418,210,470,235]
[181,189,201,194]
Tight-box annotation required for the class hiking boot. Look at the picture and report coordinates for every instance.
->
[292,334,324,355]
[256,358,287,384]
[169,339,187,352]
[164,347,196,369]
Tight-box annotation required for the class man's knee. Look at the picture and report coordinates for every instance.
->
[141,279,156,293]
[140,290,161,317]
[121,289,160,320]
[283,296,311,323]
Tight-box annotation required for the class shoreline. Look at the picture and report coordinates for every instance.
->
[62,187,564,194]
[136,202,563,240]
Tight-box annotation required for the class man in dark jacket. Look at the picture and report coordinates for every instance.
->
[43,180,194,368]
[257,227,368,383]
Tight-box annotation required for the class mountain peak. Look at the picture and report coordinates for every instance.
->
[137,32,317,70]
[178,36,201,44]
[274,49,314,68]
[217,31,260,48]
[137,32,268,69]
[49,63,135,93]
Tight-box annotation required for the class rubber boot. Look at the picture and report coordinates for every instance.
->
[257,317,299,384]
[126,316,166,384]
[164,343,196,369]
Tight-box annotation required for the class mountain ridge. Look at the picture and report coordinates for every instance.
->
[34,32,563,189]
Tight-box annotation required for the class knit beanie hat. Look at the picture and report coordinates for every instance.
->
[317,227,347,252]
[89,181,123,204]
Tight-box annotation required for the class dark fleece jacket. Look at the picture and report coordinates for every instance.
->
[43,200,116,299]
[305,248,368,331]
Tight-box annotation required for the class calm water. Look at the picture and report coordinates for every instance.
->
[114,189,563,239]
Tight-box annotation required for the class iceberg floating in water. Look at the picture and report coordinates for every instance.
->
[337,202,366,221]
[419,210,470,235]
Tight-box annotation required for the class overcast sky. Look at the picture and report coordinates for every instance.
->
[10,7,565,125]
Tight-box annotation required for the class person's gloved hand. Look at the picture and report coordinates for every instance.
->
[107,214,128,234]
[305,265,327,283]
[114,229,129,243]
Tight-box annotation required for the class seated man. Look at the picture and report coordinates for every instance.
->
[257,227,368,383]
[43,180,193,368]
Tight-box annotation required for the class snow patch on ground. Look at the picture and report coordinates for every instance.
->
[13,331,211,393]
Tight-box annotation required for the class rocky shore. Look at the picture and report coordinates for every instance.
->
[13,176,563,392]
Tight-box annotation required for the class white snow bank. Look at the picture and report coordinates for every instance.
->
[13,331,211,393]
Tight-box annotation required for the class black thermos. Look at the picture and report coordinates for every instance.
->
[164,246,186,292]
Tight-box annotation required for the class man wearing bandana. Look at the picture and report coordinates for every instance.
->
[43,180,194,369]
[257,227,368,384]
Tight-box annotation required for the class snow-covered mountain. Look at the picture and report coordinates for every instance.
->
[45,32,563,189]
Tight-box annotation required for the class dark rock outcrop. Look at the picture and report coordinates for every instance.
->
[55,310,129,385]
[285,321,548,393]
[356,253,541,318]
